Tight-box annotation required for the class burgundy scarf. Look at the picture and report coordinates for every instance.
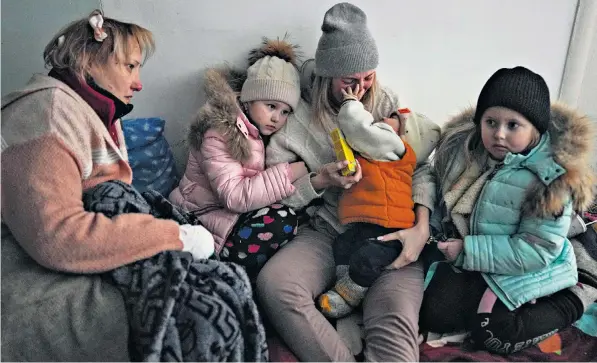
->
[49,68,133,146]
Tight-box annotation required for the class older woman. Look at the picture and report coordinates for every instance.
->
[1,10,213,361]
[258,3,440,361]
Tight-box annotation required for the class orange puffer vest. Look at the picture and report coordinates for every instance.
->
[338,141,417,228]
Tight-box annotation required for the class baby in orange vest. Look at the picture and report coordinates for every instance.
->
[318,85,417,318]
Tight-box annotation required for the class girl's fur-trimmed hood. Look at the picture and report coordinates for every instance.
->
[436,103,595,218]
[188,37,300,163]
[188,67,252,162]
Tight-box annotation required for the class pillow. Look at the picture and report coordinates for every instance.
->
[122,117,179,197]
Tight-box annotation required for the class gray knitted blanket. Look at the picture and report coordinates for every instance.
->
[82,180,267,362]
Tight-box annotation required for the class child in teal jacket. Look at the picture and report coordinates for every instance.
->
[421,66,597,354]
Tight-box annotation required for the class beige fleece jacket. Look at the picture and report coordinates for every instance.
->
[1,74,182,273]
[266,85,440,234]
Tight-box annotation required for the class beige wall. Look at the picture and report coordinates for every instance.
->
[559,0,597,116]
[581,41,597,172]
[577,35,597,119]
[1,0,100,97]
[100,0,578,173]
[559,0,597,171]
[1,0,589,172]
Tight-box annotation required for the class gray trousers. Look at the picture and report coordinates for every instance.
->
[256,219,424,362]
[1,230,129,362]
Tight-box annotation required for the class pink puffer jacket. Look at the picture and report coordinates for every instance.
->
[169,68,296,252]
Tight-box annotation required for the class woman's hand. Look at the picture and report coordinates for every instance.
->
[341,84,366,102]
[437,239,464,262]
[289,161,308,182]
[378,218,430,270]
[311,160,362,190]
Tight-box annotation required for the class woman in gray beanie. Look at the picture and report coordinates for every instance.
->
[258,2,441,361]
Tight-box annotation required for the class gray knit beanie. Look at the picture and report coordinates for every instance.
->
[315,2,379,77]
[240,38,301,110]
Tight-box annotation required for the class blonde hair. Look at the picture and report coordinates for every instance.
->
[310,74,378,133]
[433,120,486,189]
[43,9,155,80]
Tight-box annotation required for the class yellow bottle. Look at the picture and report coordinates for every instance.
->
[330,128,357,176]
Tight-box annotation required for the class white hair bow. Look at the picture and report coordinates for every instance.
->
[89,13,108,42]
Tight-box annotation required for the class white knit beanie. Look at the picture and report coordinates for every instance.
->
[240,38,301,110]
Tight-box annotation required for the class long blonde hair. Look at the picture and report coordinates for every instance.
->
[43,9,155,81]
[310,74,378,133]
[433,116,486,191]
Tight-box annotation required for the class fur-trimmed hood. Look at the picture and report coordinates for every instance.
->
[188,67,253,162]
[437,103,595,218]
[188,37,300,163]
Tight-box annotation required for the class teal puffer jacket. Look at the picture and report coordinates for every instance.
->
[454,133,576,310]
[430,104,595,311]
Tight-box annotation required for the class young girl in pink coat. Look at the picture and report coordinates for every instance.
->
[170,38,307,278]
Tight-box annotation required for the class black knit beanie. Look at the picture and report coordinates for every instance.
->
[474,66,551,134]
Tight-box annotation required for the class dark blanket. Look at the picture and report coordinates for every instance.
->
[419,326,597,362]
[266,326,597,362]
[83,180,267,362]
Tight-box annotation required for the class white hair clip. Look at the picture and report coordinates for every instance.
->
[89,13,108,42]
[57,35,65,47]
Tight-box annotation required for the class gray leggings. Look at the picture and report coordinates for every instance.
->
[256,219,424,361]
